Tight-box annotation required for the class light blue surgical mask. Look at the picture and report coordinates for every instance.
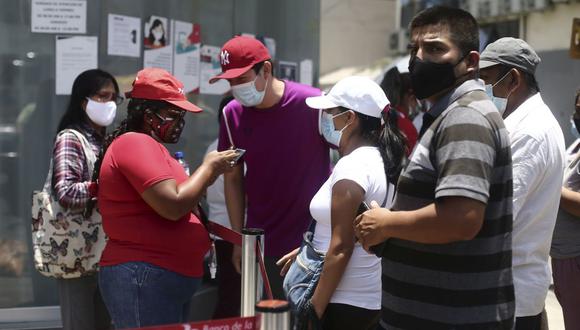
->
[231,71,267,107]
[320,111,351,147]
[484,70,512,116]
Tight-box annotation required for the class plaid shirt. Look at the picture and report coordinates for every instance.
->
[52,122,103,209]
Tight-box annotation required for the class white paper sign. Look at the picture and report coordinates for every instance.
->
[143,16,172,73]
[279,61,298,82]
[32,0,87,34]
[56,36,98,95]
[200,45,230,95]
[107,14,141,57]
[173,20,201,94]
[300,59,314,86]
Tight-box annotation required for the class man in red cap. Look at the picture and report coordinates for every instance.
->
[210,36,331,300]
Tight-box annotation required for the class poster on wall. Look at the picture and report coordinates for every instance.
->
[55,36,98,95]
[300,59,313,86]
[107,14,141,57]
[31,0,87,34]
[278,61,298,82]
[200,45,230,95]
[173,21,201,94]
[257,36,276,59]
[143,16,172,72]
[571,18,580,59]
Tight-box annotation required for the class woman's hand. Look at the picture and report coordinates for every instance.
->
[276,247,299,276]
[202,150,238,182]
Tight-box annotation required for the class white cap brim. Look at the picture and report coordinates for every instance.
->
[305,95,340,110]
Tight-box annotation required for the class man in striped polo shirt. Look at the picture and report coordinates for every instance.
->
[354,6,515,330]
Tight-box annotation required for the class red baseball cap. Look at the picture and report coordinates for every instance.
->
[209,36,271,84]
[126,68,202,113]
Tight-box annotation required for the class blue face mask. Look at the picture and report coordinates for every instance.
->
[484,70,512,116]
[320,111,351,147]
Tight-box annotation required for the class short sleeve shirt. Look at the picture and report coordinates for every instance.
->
[381,79,515,329]
[98,132,210,277]
[217,81,331,257]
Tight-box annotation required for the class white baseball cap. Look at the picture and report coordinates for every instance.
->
[305,76,389,119]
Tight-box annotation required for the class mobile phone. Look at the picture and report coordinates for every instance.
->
[357,201,387,256]
[232,148,246,163]
[357,201,370,215]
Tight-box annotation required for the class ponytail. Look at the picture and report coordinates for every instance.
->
[356,108,406,184]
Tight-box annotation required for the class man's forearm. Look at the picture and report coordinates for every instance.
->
[384,197,485,244]
[560,187,580,217]
[224,169,245,232]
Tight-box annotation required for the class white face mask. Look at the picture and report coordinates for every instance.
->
[484,70,512,116]
[152,30,163,41]
[85,98,116,127]
[231,72,267,107]
[320,111,351,148]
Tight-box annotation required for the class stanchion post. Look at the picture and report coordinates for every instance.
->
[241,228,264,317]
[255,300,290,330]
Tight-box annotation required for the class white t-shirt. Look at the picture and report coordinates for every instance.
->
[504,93,566,316]
[310,146,390,310]
[205,139,230,234]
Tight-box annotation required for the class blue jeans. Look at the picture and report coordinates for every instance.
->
[98,262,201,329]
[283,231,325,317]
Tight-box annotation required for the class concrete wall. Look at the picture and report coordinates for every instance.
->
[526,2,580,52]
[320,0,397,74]
[525,2,580,145]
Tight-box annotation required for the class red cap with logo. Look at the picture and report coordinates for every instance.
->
[126,67,202,113]
[209,36,271,84]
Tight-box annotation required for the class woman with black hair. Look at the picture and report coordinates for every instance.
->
[93,68,237,329]
[52,68,121,330]
[278,76,405,329]
[144,18,166,49]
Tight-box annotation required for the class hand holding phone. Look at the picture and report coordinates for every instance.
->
[232,148,246,164]
[356,201,386,256]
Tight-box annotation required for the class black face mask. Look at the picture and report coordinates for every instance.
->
[409,55,465,100]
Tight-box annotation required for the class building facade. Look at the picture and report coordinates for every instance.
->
[0,0,320,327]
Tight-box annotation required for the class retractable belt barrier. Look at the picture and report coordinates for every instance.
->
[206,221,274,301]
[131,221,290,330]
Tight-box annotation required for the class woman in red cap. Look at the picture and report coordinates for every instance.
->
[92,68,237,329]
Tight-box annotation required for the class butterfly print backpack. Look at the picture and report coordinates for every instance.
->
[31,129,106,279]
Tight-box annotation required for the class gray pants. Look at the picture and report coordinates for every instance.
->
[56,274,110,330]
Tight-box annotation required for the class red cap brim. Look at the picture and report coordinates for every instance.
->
[166,99,203,113]
[209,63,254,84]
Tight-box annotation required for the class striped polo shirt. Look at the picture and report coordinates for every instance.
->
[381,79,515,330]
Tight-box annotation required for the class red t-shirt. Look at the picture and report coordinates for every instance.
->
[395,109,418,156]
[98,132,210,277]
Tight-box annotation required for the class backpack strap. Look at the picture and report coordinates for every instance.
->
[222,107,235,149]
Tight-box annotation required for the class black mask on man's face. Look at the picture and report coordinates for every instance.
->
[409,55,466,100]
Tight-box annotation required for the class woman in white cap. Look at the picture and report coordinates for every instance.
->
[278,76,405,329]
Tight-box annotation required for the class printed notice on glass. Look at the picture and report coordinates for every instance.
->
[143,16,172,73]
[173,20,201,93]
[200,45,230,95]
[300,59,313,86]
[107,14,141,57]
[32,0,87,34]
[56,36,98,95]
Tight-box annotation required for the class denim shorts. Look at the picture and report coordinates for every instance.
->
[283,231,325,315]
